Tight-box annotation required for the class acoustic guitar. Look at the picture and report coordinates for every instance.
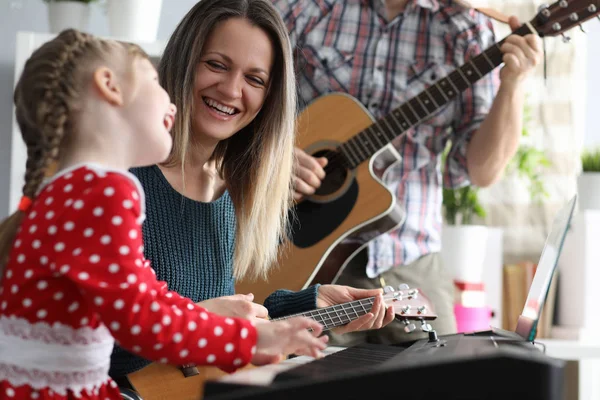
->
[125,284,436,399]
[236,0,600,304]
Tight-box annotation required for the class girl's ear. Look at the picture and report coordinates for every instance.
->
[92,66,124,106]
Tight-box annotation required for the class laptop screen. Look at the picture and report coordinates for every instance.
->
[514,195,576,341]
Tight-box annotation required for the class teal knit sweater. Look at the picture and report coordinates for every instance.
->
[109,166,319,378]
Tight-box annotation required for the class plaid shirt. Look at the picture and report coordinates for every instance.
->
[273,0,500,277]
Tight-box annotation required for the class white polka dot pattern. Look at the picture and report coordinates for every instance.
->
[0,165,257,396]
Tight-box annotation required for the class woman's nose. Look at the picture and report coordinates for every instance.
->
[218,73,243,99]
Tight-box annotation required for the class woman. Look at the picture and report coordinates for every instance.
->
[110,0,394,381]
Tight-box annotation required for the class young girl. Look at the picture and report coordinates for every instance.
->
[0,29,327,400]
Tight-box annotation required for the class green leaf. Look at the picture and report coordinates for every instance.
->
[581,148,600,172]
[442,100,551,225]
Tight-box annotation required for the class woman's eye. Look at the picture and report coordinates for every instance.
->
[207,61,226,70]
[248,76,265,86]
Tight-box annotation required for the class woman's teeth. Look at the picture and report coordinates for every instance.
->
[204,98,236,115]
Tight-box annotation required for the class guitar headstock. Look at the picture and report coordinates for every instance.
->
[531,0,600,37]
[382,284,438,333]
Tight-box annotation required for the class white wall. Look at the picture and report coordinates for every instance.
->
[584,19,600,148]
[0,0,199,219]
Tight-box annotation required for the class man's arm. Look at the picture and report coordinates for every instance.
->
[466,17,543,187]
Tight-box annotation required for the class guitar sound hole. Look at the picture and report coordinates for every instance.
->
[289,179,358,248]
[312,149,348,196]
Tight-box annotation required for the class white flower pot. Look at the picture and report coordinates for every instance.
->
[441,225,489,283]
[47,1,90,34]
[577,172,600,211]
[107,0,163,42]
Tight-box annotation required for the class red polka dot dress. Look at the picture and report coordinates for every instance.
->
[0,164,257,400]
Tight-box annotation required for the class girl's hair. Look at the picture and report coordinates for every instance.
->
[0,29,148,273]
[158,0,296,281]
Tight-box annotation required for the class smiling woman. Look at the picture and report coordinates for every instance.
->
[192,18,275,146]
[152,0,296,283]
[108,0,395,385]
[107,0,310,380]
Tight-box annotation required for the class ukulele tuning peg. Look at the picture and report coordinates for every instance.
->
[383,285,395,294]
[398,283,410,290]
[561,33,571,43]
[420,320,433,333]
[402,320,416,333]
[580,24,586,34]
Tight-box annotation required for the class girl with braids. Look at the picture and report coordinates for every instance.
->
[0,29,327,400]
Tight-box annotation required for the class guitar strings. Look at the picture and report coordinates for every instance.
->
[308,31,518,180]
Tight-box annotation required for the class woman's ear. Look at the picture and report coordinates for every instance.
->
[92,66,124,106]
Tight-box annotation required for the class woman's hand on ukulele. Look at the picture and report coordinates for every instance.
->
[317,285,395,334]
[197,293,269,325]
[252,317,328,365]
[293,147,328,201]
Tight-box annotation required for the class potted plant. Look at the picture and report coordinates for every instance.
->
[441,104,551,283]
[106,0,163,42]
[441,182,490,284]
[43,0,97,34]
[577,148,600,211]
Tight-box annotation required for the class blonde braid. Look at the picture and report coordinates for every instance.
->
[20,30,94,198]
[0,29,96,272]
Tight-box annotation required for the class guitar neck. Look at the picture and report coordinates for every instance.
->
[339,24,532,168]
[271,297,376,331]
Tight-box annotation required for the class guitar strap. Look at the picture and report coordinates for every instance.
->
[454,0,510,25]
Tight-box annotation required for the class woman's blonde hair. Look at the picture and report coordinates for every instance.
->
[158,0,296,281]
[0,29,148,274]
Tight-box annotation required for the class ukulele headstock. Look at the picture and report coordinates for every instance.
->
[382,284,438,333]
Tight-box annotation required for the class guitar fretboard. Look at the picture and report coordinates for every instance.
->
[337,24,532,169]
[271,297,376,331]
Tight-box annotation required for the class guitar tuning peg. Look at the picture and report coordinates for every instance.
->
[383,285,394,294]
[580,24,586,34]
[561,33,571,43]
[398,283,410,290]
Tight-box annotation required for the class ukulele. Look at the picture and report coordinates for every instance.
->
[125,284,436,400]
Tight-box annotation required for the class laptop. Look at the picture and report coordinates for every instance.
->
[476,193,577,342]
[204,196,576,400]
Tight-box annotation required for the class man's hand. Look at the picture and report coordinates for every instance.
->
[499,16,543,87]
[317,284,395,334]
[197,293,268,325]
[293,147,328,201]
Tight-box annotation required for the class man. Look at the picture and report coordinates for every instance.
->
[272,0,543,345]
